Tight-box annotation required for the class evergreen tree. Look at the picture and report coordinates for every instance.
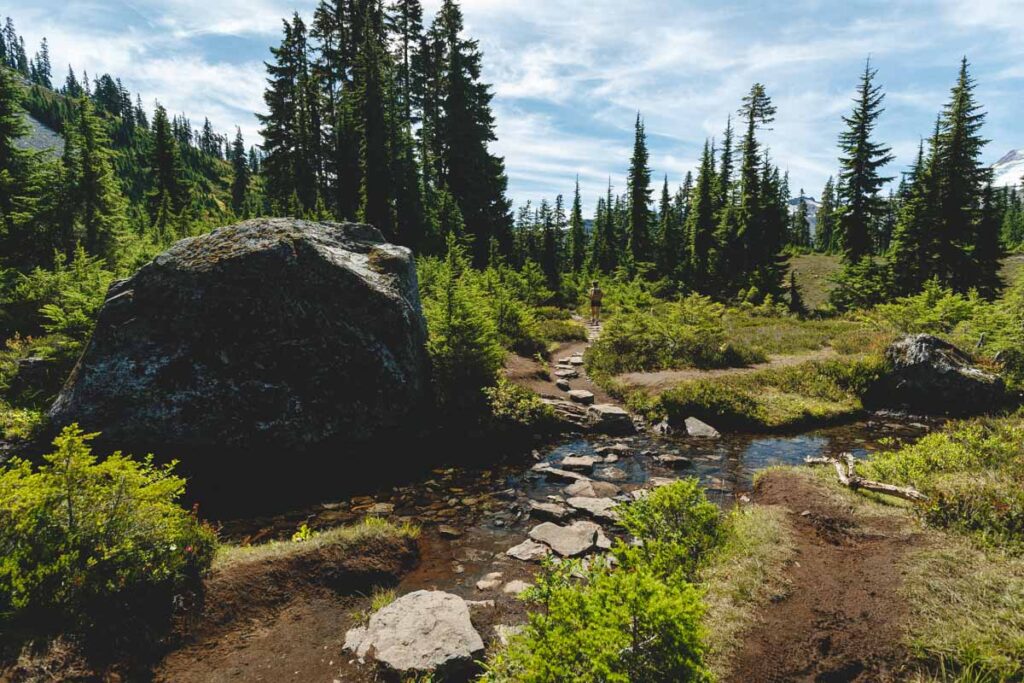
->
[566,176,586,272]
[386,0,425,123]
[974,182,1003,296]
[686,140,717,285]
[814,176,837,252]
[716,116,733,212]
[147,104,187,233]
[656,175,684,278]
[355,2,395,236]
[0,65,31,256]
[626,113,652,264]
[835,59,894,262]
[31,37,52,88]
[792,190,811,248]
[890,124,942,294]
[230,127,250,215]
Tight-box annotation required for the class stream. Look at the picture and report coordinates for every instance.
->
[214,414,934,600]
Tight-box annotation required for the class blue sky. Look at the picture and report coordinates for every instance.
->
[11,0,1024,213]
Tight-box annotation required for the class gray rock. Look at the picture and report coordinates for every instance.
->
[684,417,720,439]
[569,356,585,366]
[528,500,571,521]
[654,454,691,467]
[344,590,484,676]
[563,479,621,498]
[559,454,599,472]
[532,463,591,482]
[493,624,524,646]
[594,466,628,482]
[502,580,532,596]
[586,404,636,435]
[476,572,503,591]
[868,334,1007,415]
[567,389,595,405]
[554,369,579,379]
[49,219,430,456]
[506,538,551,562]
[555,379,571,391]
[595,443,631,456]
[528,520,604,557]
[566,496,619,522]
[438,525,463,538]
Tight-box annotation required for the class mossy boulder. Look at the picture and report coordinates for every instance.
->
[49,219,430,455]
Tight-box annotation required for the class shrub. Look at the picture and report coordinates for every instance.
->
[870,278,982,334]
[537,318,588,342]
[617,479,723,579]
[827,258,893,312]
[0,425,217,631]
[587,295,763,376]
[484,377,556,430]
[655,381,763,430]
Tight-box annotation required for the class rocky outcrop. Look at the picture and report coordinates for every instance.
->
[868,334,1006,415]
[344,590,484,676]
[48,219,430,455]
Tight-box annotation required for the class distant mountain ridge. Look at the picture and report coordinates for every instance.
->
[993,149,1023,188]
[787,194,820,235]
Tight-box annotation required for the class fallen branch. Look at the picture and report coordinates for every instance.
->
[805,452,928,502]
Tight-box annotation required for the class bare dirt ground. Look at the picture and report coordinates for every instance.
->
[615,346,840,394]
[726,470,924,683]
[503,324,615,405]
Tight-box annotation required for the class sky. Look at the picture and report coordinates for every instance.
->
[10,0,1024,214]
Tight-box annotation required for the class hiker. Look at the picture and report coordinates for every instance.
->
[588,281,604,325]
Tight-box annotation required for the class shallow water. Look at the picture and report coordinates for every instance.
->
[214,415,933,598]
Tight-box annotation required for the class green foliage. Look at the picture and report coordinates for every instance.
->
[536,318,588,342]
[484,480,722,683]
[586,294,764,376]
[617,478,723,580]
[861,416,1024,548]
[870,278,981,334]
[484,377,556,430]
[827,257,893,311]
[0,425,217,629]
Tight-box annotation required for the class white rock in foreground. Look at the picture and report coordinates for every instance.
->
[529,520,608,557]
[685,416,720,439]
[344,590,484,675]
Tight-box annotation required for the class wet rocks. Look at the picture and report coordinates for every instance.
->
[654,454,691,467]
[531,463,591,482]
[684,417,720,439]
[528,520,609,557]
[344,590,484,677]
[528,500,571,521]
[506,539,551,562]
[565,496,619,522]
[559,455,598,472]
[586,404,636,435]
[476,572,504,591]
[593,466,628,482]
[563,479,621,498]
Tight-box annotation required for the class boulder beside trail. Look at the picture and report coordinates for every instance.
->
[586,404,636,435]
[344,590,484,676]
[868,334,1006,415]
[48,219,430,455]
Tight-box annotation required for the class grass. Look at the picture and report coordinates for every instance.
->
[786,253,843,311]
[901,538,1024,681]
[631,356,887,432]
[214,516,420,570]
[723,310,875,356]
[700,505,797,679]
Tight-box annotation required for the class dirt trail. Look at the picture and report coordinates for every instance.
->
[727,470,923,683]
[616,346,840,393]
[503,321,616,405]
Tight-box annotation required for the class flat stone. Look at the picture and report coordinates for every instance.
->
[532,464,590,482]
[438,525,463,538]
[594,466,628,482]
[685,416,721,439]
[344,590,484,676]
[506,539,551,562]
[555,379,571,391]
[528,520,602,557]
[559,455,598,472]
[647,476,678,488]
[654,454,691,467]
[595,443,631,456]
[502,580,532,596]
[554,369,579,379]
[476,572,503,591]
[366,502,395,515]
[586,404,636,435]
[567,389,595,405]
[566,496,619,522]
[528,500,571,521]
[563,479,621,498]
[569,356,585,366]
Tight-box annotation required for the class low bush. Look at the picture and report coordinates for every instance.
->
[586,295,764,377]
[484,377,557,430]
[483,480,720,682]
[537,318,588,342]
[0,425,217,632]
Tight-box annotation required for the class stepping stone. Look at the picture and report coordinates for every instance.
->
[586,404,635,435]
[594,466,628,482]
[366,502,395,515]
[655,454,691,467]
[563,479,621,498]
[567,389,595,405]
[685,416,721,439]
[502,580,532,596]
[647,476,678,488]
[506,539,551,562]
[555,379,571,391]
[476,571,503,591]
[554,369,579,379]
[566,496,619,522]
[438,524,463,538]
[528,520,605,557]
[559,455,598,472]
[528,500,571,521]
[344,590,484,675]
[595,443,631,456]
[531,463,591,482]
[569,356,585,366]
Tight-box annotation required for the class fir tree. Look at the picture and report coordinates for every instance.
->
[566,176,586,272]
[716,116,734,212]
[686,140,717,285]
[836,59,894,262]
[230,127,250,215]
[386,0,425,123]
[626,113,652,263]
[814,176,837,252]
[147,104,187,233]
[792,190,811,248]
[355,2,395,236]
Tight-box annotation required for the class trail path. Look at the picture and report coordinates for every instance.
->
[726,470,923,682]
[503,320,616,405]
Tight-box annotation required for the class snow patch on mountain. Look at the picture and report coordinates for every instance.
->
[993,149,1023,188]
[788,194,820,235]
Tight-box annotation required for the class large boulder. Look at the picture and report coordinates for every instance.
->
[344,590,484,676]
[48,219,430,454]
[868,334,1006,415]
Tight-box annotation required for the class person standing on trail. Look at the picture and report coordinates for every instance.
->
[588,281,604,325]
